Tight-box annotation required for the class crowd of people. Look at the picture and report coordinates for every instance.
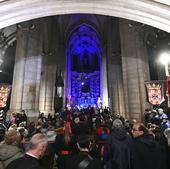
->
[0,106,170,169]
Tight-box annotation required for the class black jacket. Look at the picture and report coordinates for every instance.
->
[6,154,44,169]
[103,128,133,169]
[132,134,167,169]
[65,152,104,169]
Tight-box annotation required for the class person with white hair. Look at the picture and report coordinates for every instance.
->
[6,133,48,169]
[155,108,168,125]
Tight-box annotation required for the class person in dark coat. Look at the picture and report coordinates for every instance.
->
[6,133,48,169]
[103,119,133,169]
[65,134,104,169]
[164,128,170,169]
[72,115,90,137]
[131,122,167,169]
[20,110,28,124]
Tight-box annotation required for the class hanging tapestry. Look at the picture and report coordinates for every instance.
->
[145,81,165,105]
[166,75,170,97]
[0,85,11,108]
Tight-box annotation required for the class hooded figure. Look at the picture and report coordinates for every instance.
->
[103,119,133,169]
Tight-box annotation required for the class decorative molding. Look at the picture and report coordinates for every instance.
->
[152,0,170,6]
[0,0,10,3]
[0,28,16,68]
[17,22,35,32]
[0,0,170,33]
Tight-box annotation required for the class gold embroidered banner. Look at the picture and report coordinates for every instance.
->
[0,85,11,108]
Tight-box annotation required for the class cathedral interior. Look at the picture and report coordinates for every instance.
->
[0,1,170,121]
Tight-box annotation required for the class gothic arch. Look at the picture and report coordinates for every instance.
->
[0,0,170,32]
[66,23,103,107]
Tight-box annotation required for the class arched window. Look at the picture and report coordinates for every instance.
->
[67,24,102,107]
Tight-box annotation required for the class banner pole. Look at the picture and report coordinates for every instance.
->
[166,75,170,108]
[165,62,170,108]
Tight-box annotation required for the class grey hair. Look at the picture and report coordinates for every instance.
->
[26,133,48,151]
[112,119,123,128]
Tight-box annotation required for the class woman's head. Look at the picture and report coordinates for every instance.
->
[4,129,21,144]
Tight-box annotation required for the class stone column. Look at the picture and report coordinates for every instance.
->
[22,21,42,117]
[10,22,30,111]
[102,49,109,107]
[106,17,125,116]
[10,21,43,118]
[39,53,56,115]
[39,17,66,115]
[119,19,150,121]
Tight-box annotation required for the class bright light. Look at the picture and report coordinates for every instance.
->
[0,70,2,73]
[159,53,170,65]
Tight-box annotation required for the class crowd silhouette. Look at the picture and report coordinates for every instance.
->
[0,106,170,169]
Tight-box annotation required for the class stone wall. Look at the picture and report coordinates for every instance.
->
[119,19,150,121]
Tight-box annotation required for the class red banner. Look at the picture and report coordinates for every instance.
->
[145,81,165,105]
[0,85,11,108]
[166,75,170,96]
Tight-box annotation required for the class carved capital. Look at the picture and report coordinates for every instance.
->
[128,21,145,33]
[17,21,36,33]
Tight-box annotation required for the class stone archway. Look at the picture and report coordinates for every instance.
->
[1,1,169,121]
[0,0,170,32]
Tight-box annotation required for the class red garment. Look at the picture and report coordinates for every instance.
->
[58,150,72,155]
[166,75,170,96]
[96,126,110,135]
[63,121,72,134]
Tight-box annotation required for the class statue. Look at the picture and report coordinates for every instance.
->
[54,69,64,113]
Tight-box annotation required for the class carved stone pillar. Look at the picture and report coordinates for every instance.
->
[102,49,109,107]
[39,52,56,115]
[10,22,30,111]
[10,21,42,117]
[106,17,125,116]
[119,19,150,121]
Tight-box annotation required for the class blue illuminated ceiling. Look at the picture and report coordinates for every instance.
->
[69,24,101,56]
